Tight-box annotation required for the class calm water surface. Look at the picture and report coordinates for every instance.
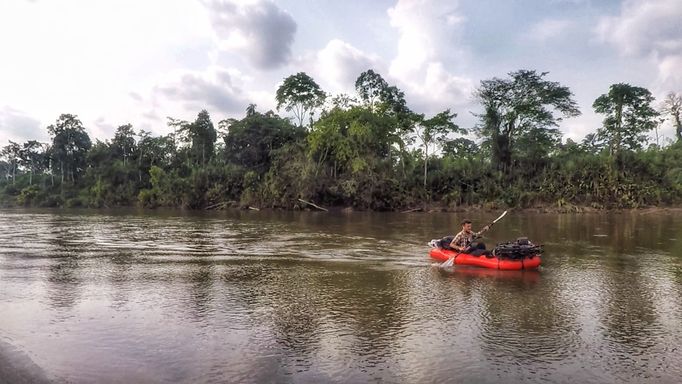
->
[1,209,681,383]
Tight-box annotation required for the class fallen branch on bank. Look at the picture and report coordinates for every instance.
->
[205,202,227,210]
[401,207,423,213]
[297,198,328,212]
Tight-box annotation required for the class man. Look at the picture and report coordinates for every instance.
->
[444,219,491,256]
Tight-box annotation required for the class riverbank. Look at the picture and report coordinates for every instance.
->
[259,201,682,215]
[3,199,682,215]
[0,340,53,384]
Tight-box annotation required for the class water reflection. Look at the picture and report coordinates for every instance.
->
[44,215,87,311]
[107,251,134,309]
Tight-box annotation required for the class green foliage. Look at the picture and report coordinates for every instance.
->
[660,92,682,142]
[184,110,217,166]
[593,83,659,156]
[48,114,92,184]
[17,185,41,206]
[275,72,326,127]
[1,69,681,211]
[475,70,580,174]
[414,109,463,188]
[138,188,156,208]
[224,110,306,173]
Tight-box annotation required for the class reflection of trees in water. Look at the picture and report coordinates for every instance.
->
[554,213,678,254]
[186,261,215,320]
[45,216,88,311]
[180,219,221,320]
[596,215,672,358]
[321,268,409,359]
[508,213,680,380]
[219,261,410,377]
[476,271,581,369]
[599,258,662,362]
[106,249,135,309]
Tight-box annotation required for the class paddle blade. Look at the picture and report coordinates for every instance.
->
[492,210,508,224]
[441,257,454,268]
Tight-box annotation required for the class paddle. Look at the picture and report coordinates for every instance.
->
[440,210,508,268]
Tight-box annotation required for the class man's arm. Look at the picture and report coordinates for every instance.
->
[449,234,464,251]
[474,225,491,238]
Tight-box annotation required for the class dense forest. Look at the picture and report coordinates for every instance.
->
[1,69,681,211]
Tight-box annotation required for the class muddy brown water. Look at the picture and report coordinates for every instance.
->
[1,208,681,383]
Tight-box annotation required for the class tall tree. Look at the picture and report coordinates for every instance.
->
[19,140,45,185]
[660,92,682,142]
[276,72,326,128]
[593,83,659,156]
[442,137,479,158]
[355,69,389,111]
[475,70,580,174]
[47,114,92,183]
[329,93,357,110]
[354,70,413,173]
[137,130,174,179]
[186,110,217,166]
[413,110,463,188]
[355,70,411,124]
[112,124,136,166]
[1,141,21,185]
[246,103,257,117]
[224,110,305,172]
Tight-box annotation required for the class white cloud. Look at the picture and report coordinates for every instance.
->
[595,0,682,57]
[595,0,682,130]
[416,62,474,112]
[525,19,573,42]
[151,66,257,121]
[656,54,682,91]
[297,39,384,95]
[387,0,474,114]
[0,107,45,146]
[0,0,213,142]
[388,0,465,80]
[204,0,297,69]
[2,0,675,146]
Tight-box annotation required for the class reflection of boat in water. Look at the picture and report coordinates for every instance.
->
[439,265,541,284]
[429,247,542,270]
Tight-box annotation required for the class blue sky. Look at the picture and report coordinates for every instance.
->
[1,0,680,146]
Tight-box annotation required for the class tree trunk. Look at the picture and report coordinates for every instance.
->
[675,113,682,142]
[424,143,429,189]
[138,151,143,182]
[614,101,623,158]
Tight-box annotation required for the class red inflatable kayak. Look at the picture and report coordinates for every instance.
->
[429,247,541,270]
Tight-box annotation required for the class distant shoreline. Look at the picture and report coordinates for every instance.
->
[2,203,682,215]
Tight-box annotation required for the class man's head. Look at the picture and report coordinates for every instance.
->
[461,219,472,231]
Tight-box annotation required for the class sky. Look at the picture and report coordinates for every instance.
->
[1,0,681,147]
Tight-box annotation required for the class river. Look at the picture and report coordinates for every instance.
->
[1,209,681,383]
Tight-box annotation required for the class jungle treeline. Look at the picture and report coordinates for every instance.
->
[1,69,681,211]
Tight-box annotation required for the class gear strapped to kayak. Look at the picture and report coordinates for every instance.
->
[491,237,544,260]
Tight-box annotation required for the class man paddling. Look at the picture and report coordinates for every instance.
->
[446,219,491,256]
